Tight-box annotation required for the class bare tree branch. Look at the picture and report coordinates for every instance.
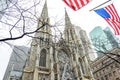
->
[0,22,46,41]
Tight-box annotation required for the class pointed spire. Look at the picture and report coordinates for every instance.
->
[64,10,78,43]
[40,0,48,19]
[36,0,51,40]
[65,9,73,29]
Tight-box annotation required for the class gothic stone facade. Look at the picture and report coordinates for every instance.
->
[91,48,120,80]
[22,1,94,80]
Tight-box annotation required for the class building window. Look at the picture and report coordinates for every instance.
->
[113,71,116,76]
[70,29,74,40]
[106,67,109,72]
[80,78,82,80]
[115,63,119,68]
[39,74,46,80]
[99,71,101,75]
[79,58,85,74]
[73,54,75,61]
[109,73,112,77]
[111,65,113,69]
[96,73,98,77]
[101,77,104,80]
[104,75,108,80]
[103,70,105,74]
[40,78,45,80]
[39,49,47,67]
[54,74,57,80]
[10,78,13,80]
[116,78,120,80]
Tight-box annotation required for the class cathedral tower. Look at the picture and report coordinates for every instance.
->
[22,1,53,80]
[22,1,94,80]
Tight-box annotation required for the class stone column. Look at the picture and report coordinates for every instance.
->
[33,68,38,80]
[49,46,54,80]
[76,46,85,80]
[55,47,60,80]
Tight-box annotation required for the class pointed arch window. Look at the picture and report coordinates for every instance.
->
[67,29,69,41]
[70,29,74,40]
[39,49,47,67]
[79,58,85,74]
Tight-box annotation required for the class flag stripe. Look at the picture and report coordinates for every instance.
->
[82,0,89,5]
[86,0,89,3]
[105,19,119,35]
[105,5,115,20]
[63,0,90,11]
[110,5,119,21]
[105,4,120,35]
[111,4,120,21]
[112,4,120,21]
[64,0,70,7]
[80,0,85,6]
[74,0,80,9]
[115,21,120,34]
[71,0,78,10]
[94,4,120,35]
[105,4,120,22]
[64,0,75,10]
[77,0,83,8]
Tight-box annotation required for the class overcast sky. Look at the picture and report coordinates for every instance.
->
[0,0,120,79]
[47,0,120,33]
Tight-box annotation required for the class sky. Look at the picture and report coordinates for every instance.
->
[0,0,120,80]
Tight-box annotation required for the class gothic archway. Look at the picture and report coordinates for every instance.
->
[57,50,76,80]
[39,49,47,67]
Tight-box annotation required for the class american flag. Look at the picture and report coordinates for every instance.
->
[63,0,90,11]
[94,4,120,35]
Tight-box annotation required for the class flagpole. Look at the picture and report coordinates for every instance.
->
[89,0,112,11]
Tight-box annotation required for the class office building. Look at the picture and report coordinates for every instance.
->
[103,27,120,48]
[91,48,120,80]
[89,26,113,57]
[3,46,29,80]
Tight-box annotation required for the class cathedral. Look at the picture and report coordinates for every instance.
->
[22,1,94,80]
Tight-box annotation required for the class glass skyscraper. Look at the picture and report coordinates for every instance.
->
[89,26,118,57]
[103,27,120,48]
[3,46,29,80]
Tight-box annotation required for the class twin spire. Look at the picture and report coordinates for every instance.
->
[39,1,77,43]
[40,0,73,28]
